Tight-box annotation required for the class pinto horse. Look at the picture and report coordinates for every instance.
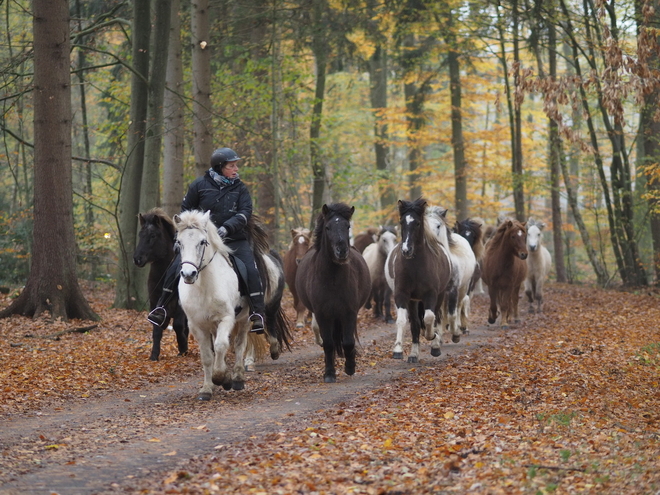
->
[133,208,189,361]
[362,226,397,323]
[173,210,291,400]
[385,199,452,362]
[524,218,552,313]
[283,227,313,328]
[481,218,528,327]
[427,206,478,340]
[295,203,371,383]
[454,217,485,295]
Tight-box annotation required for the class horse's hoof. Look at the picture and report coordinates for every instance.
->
[452,335,461,343]
[487,317,496,324]
[324,375,336,383]
[460,327,467,334]
[221,381,232,391]
[430,347,441,357]
[246,364,256,372]
[149,355,158,362]
[177,350,189,357]
[296,323,304,329]
[392,352,404,360]
[197,392,212,401]
[232,380,245,391]
[407,356,418,364]
[270,351,280,361]
[501,324,509,330]
[344,363,355,376]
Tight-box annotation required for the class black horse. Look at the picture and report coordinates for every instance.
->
[133,208,189,361]
[295,203,371,383]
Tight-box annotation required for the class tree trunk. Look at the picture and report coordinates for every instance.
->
[309,0,328,229]
[114,0,151,309]
[162,0,185,218]
[446,10,468,221]
[511,0,525,221]
[1,0,97,321]
[191,0,213,177]
[368,45,396,221]
[639,0,660,283]
[547,21,567,282]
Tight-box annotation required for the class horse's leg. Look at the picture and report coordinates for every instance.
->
[318,318,336,383]
[311,313,323,346]
[295,299,306,329]
[513,282,523,323]
[231,323,249,390]
[173,309,189,357]
[191,326,215,400]
[244,336,255,372]
[525,276,535,313]
[459,294,471,334]
[343,314,358,377]
[536,280,544,312]
[149,323,164,362]
[384,286,394,323]
[408,300,421,363]
[487,287,499,324]
[211,316,235,391]
[392,304,408,360]
[444,285,461,343]
[374,286,383,318]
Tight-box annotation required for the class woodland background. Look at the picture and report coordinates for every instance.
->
[2,0,660,320]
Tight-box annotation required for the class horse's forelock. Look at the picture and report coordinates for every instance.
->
[313,203,352,244]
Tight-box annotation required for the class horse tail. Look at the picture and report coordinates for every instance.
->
[267,305,293,351]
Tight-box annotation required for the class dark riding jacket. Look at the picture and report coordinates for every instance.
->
[181,171,252,241]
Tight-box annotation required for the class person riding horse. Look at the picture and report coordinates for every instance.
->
[147,147,266,333]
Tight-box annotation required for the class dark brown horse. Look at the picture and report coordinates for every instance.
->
[385,199,452,362]
[295,203,371,383]
[352,227,378,253]
[454,217,486,294]
[133,208,189,361]
[481,218,528,327]
[283,227,312,328]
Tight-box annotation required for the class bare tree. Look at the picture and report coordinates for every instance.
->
[191,0,213,177]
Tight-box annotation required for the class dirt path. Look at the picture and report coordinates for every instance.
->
[0,299,508,495]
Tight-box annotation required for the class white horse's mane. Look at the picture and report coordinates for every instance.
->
[175,210,233,259]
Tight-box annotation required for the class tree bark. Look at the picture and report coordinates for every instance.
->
[114,0,151,309]
[162,0,185,218]
[309,0,328,229]
[191,0,214,177]
[1,0,97,321]
[446,10,468,221]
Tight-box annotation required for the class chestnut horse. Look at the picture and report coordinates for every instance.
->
[283,227,313,328]
[296,203,371,383]
[481,219,528,327]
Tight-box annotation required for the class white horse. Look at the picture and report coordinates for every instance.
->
[174,210,291,400]
[426,206,478,341]
[524,218,552,313]
[362,226,397,322]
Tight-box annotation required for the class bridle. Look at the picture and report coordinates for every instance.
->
[175,227,216,276]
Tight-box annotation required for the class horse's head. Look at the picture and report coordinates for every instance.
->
[455,217,483,248]
[173,210,223,284]
[290,227,312,265]
[377,226,397,256]
[501,219,528,260]
[526,218,545,253]
[398,198,428,259]
[134,208,175,267]
[316,203,354,264]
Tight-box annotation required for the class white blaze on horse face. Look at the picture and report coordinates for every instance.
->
[405,214,414,225]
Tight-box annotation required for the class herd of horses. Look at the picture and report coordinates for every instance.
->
[133,200,552,399]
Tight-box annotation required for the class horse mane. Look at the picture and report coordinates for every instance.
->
[488,218,525,251]
[425,204,456,251]
[313,203,354,246]
[175,210,233,259]
[142,207,176,242]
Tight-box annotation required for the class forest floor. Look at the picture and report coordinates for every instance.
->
[0,282,659,495]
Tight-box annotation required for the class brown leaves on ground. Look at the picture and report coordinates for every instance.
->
[154,285,660,494]
[1,282,659,493]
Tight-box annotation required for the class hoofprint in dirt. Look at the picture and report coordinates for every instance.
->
[0,287,498,495]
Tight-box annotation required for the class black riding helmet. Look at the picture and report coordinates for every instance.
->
[211,147,241,172]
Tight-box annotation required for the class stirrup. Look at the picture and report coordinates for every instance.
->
[147,306,168,326]
[249,313,265,334]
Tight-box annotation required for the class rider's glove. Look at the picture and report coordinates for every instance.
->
[218,226,228,238]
